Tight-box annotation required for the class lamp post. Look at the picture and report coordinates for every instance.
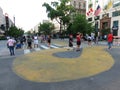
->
[13,16,15,26]
[94,16,99,43]
[5,13,9,31]
[95,21,98,36]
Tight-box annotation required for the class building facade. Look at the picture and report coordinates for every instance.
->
[0,6,14,35]
[0,7,5,34]
[70,0,86,15]
[87,0,120,36]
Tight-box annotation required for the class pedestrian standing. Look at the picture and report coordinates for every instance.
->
[107,32,114,49]
[27,36,32,49]
[76,32,81,51]
[34,36,39,48]
[7,37,16,56]
[23,36,26,45]
[68,34,73,50]
[47,35,51,47]
[87,35,92,46]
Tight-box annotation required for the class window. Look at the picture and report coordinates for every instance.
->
[83,3,86,9]
[94,16,100,20]
[102,13,109,18]
[113,2,120,8]
[112,10,120,17]
[74,1,76,7]
[113,21,119,27]
[79,2,81,9]
[102,22,108,29]
[88,17,92,21]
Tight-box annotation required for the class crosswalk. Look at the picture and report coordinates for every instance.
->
[23,44,63,54]
[23,43,91,54]
[1,41,120,57]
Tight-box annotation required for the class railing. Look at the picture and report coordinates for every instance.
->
[113,36,120,46]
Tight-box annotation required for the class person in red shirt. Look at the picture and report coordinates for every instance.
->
[107,32,113,49]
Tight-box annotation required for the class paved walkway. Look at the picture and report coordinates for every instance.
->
[0,46,120,90]
[1,39,120,90]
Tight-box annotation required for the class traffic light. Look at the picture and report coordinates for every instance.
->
[0,24,5,30]
[5,15,9,30]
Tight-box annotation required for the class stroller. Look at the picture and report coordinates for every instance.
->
[16,41,22,49]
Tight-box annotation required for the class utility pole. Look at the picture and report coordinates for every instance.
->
[5,13,9,31]
[13,16,15,26]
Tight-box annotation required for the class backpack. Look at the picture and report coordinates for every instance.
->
[27,38,32,42]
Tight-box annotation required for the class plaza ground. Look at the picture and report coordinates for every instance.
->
[0,39,120,90]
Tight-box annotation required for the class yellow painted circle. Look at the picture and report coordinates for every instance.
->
[13,46,114,82]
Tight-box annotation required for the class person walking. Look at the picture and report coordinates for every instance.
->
[107,32,114,49]
[7,37,16,56]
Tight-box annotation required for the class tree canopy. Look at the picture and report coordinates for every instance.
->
[42,0,75,33]
[43,0,94,36]
[6,26,24,38]
[67,13,94,35]
[38,22,55,35]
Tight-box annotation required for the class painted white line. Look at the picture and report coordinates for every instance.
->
[34,48,41,51]
[24,49,30,54]
[53,44,62,47]
[40,45,50,49]
[50,45,59,48]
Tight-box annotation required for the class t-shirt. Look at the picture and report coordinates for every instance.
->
[76,35,81,41]
[107,34,113,42]
[7,39,16,46]
[27,38,32,42]
[34,36,38,40]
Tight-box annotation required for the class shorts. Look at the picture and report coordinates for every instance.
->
[77,41,81,45]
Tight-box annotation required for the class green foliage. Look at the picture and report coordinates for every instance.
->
[42,0,75,32]
[6,26,24,38]
[88,3,93,8]
[67,13,94,35]
[0,36,6,40]
[38,22,55,35]
[26,31,32,36]
[101,28,110,36]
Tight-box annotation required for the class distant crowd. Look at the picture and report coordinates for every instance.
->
[6,31,118,56]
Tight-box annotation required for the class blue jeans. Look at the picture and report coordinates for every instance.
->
[9,46,15,55]
[108,42,112,49]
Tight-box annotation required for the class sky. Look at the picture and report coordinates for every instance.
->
[0,0,110,32]
[0,0,52,31]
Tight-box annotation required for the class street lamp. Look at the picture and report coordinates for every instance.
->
[95,17,98,36]
[5,13,9,31]
[94,16,99,43]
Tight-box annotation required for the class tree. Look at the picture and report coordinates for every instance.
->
[67,13,94,35]
[38,22,55,35]
[26,31,32,36]
[42,0,75,34]
[6,26,24,38]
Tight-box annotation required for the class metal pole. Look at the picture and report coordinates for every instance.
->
[13,16,15,26]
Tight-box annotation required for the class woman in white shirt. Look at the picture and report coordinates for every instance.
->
[34,36,39,48]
